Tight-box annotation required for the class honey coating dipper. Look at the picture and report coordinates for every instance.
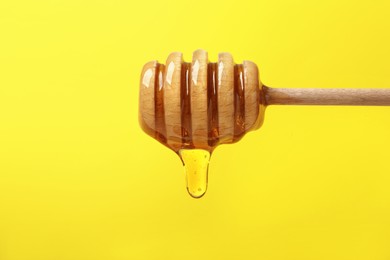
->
[139,50,390,198]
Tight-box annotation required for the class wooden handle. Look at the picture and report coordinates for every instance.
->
[264,86,390,106]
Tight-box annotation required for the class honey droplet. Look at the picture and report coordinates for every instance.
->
[179,149,210,198]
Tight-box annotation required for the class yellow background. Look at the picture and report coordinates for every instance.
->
[0,0,389,259]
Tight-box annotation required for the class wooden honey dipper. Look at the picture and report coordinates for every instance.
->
[139,50,390,198]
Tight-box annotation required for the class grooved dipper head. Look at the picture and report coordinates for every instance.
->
[139,50,266,153]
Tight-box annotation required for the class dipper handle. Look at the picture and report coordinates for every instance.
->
[264,87,390,106]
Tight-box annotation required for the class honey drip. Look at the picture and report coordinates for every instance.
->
[179,149,210,198]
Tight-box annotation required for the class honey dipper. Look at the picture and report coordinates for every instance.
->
[139,50,390,198]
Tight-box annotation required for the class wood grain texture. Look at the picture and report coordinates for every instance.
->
[139,61,156,136]
[190,50,208,149]
[164,52,183,151]
[265,87,390,106]
[243,60,261,131]
[218,53,235,144]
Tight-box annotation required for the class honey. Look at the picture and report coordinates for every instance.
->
[179,149,210,198]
